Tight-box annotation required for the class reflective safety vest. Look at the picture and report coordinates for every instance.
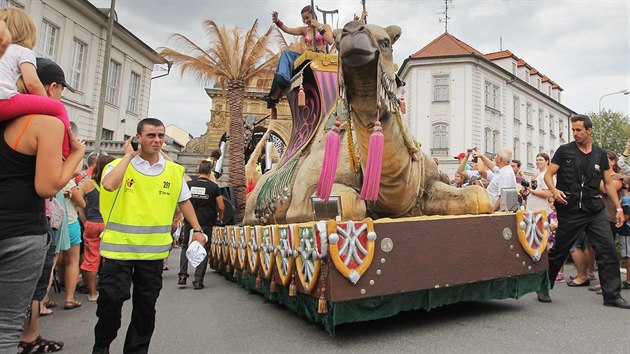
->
[99,158,184,260]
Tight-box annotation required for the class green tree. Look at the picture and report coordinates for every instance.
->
[589,110,630,153]
[159,20,285,222]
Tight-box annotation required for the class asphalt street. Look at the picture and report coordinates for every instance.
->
[40,250,630,353]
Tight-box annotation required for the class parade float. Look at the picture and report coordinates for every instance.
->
[210,20,550,335]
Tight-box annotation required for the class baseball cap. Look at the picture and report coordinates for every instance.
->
[454,152,466,159]
[35,57,76,93]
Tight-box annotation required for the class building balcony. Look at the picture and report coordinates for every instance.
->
[484,106,501,115]
[430,148,449,157]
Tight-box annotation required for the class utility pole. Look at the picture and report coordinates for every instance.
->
[94,0,116,153]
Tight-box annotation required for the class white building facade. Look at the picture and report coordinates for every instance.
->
[1,0,163,141]
[398,33,575,177]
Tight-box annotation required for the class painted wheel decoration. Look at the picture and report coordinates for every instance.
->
[273,224,294,287]
[293,221,328,294]
[237,226,247,269]
[257,225,276,280]
[210,227,217,260]
[228,226,238,269]
[327,218,376,284]
[221,227,230,264]
[245,226,260,272]
[516,209,549,262]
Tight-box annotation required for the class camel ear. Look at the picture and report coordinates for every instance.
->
[333,28,342,42]
[385,25,401,46]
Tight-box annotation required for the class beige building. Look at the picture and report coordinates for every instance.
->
[2,0,163,141]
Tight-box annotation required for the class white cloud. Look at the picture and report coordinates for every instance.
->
[90,0,629,136]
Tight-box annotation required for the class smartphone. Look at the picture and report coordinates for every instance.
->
[131,137,139,151]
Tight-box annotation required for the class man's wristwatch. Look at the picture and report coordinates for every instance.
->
[192,229,203,233]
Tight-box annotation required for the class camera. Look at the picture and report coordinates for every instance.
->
[467,149,478,163]
[521,180,538,190]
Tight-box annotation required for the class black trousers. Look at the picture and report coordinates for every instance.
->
[94,258,163,354]
[178,224,212,286]
[547,209,621,301]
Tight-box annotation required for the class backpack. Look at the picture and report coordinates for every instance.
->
[49,197,65,230]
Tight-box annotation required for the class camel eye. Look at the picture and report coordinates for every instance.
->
[380,40,390,49]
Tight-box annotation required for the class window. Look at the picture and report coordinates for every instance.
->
[558,91,561,103]
[484,128,492,153]
[432,124,448,149]
[525,70,530,84]
[69,39,86,91]
[526,103,532,127]
[105,60,121,105]
[493,130,500,154]
[527,143,533,168]
[485,82,499,111]
[547,86,552,96]
[433,77,448,102]
[538,110,543,130]
[549,114,555,135]
[101,128,113,141]
[539,145,544,153]
[513,96,520,122]
[127,72,140,113]
[512,62,517,75]
[38,20,57,58]
[536,78,541,90]
[513,138,520,160]
[0,0,24,8]
[123,134,131,141]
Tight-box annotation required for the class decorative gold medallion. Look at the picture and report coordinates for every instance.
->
[273,224,294,286]
[516,210,549,262]
[327,218,376,284]
[257,225,275,279]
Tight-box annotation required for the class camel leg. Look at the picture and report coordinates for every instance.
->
[422,181,494,215]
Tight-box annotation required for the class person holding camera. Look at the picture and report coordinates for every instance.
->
[456,148,493,186]
[476,147,516,211]
[524,152,553,214]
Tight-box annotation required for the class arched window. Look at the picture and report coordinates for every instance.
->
[513,138,520,160]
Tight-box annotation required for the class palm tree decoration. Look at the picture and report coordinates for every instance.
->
[159,19,285,222]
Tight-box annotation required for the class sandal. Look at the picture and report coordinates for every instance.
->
[39,307,53,316]
[18,336,64,353]
[63,300,82,310]
[43,300,58,309]
[588,284,601,292]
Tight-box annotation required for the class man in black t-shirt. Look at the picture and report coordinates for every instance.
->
[178,160,224,289]
[538,114,629,309]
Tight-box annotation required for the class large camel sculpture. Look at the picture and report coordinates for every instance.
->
[244,21,493,225]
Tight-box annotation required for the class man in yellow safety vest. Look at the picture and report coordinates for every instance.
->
[93,118,206,353]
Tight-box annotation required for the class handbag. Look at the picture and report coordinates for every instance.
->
[49,197,64,230]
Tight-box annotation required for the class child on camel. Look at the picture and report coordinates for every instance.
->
[0,8,73,158]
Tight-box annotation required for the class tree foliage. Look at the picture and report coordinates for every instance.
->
[158,20,286,222]
[589,110,630,153]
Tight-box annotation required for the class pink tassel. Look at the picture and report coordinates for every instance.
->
[399,96,406,114]
[360,120,384,201]
[316,116,341,201]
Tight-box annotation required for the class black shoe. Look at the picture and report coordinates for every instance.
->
[603,297,630,309]
[92,347,110,354]
[567,279,590,287]
[537,290,552,303]
[263,95,279,109]
[178,276,187,286]
[193,283,204,290]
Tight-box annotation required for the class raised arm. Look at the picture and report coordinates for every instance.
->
[102,138,137,191]
[19,62,47,97]
[272,11,304,36]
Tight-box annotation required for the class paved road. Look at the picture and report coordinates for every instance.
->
[41,251,630,353]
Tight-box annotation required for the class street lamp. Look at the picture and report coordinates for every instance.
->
[599,89,630,113]
[597,89,629,144]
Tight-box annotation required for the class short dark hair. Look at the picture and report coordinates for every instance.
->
[198,160,213,174]
[570,114,592,129]
[511,159,521,168]
[210,149,221,160]
[92,155,115,184]
[137,118,164,134]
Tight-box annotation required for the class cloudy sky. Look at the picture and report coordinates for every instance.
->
[90,0,629,137]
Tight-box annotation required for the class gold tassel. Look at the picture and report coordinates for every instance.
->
[270,278,277,293]
[226,264,231,274]
[318,292,328,314]
[271,107,277,120]
[233,268,239,278]
[242,268,248,280]
[289,273,297,297]
[298,84,306,107]
[256,274,262,288]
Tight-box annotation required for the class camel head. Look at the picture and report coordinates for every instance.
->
[334,21,401,125]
